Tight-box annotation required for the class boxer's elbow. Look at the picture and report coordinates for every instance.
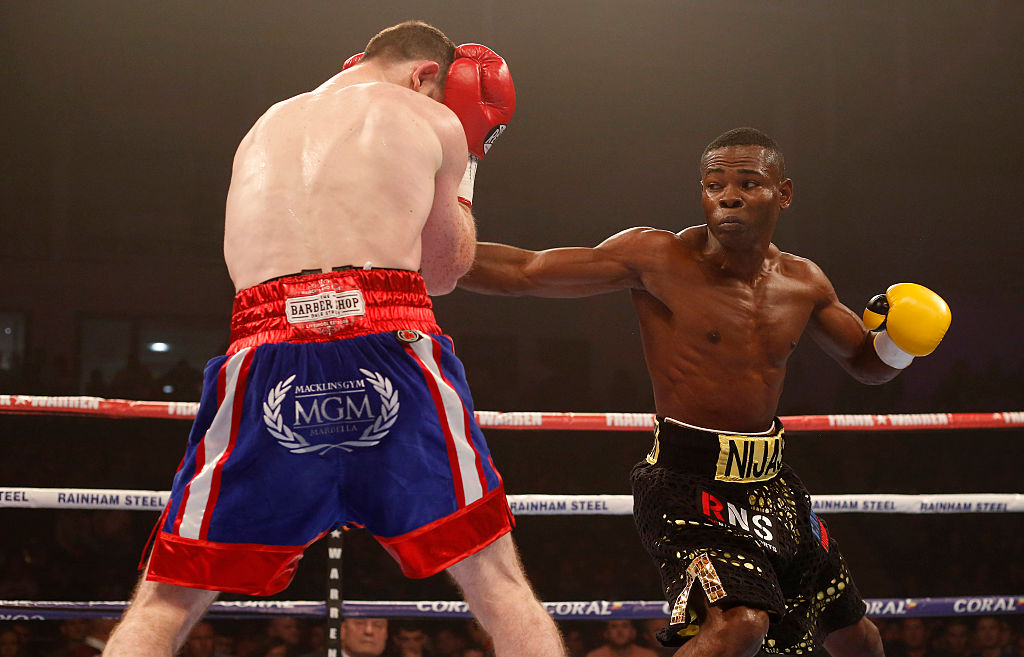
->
[426,277,458,296]
[426,240,476,296]
[844,354,902,386]
[426,259,472,296]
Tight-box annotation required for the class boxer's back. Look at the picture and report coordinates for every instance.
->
[224,78,448,291]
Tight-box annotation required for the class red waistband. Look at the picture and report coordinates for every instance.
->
[227,269,440,354]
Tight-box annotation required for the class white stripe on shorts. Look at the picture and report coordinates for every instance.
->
[177,347,251,540]
[408,335,484,505]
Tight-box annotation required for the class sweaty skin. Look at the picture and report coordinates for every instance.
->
[460,145,898,432]
[224,60,475,294]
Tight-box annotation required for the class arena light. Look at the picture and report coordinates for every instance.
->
[148,342,171,352]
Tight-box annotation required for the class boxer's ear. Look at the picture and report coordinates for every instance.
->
[410,61,441,93]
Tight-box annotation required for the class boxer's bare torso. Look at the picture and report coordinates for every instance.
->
[224,67,473,294]
[461,145,896,432]
[624,226,834,432]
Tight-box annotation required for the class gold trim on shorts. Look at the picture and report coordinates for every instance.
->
[714,428,785,482]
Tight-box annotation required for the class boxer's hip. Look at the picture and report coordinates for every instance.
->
[228,267,440,354]
[643,416,785,483]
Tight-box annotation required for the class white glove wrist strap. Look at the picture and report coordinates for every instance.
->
[873,331,914,369]
[457,155,478,207]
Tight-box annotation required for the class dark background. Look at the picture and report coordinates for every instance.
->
[1,0,1022,613]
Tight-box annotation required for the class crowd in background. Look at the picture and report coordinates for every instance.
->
[2,616,1024,657]
[1,317,1022,657]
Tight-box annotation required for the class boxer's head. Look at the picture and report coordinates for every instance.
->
[699,127,793,247]
[363,21,456,99]
[700,127,786,180]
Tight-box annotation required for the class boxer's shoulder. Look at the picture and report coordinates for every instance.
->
[607,226,683,248]
[774,249,825,281]
[673,225,706,247]
[309,79,442,117]
[362,82,462,134]
[773,249,836,301]
[596,227,683,268]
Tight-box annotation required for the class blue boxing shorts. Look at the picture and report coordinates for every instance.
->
[145,268,513,595]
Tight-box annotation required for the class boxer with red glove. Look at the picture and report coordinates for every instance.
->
[107,21,565,657]
[442,44,516,207]
[342,44,515,208]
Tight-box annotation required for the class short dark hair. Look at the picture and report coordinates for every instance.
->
[701,127,786,178]
[363,20,456,86]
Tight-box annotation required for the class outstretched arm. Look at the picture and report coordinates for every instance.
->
[459,227,655,298]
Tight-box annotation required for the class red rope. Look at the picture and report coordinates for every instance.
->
[0,395,1020,431]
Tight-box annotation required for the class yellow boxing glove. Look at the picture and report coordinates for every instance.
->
[862,283,951,368]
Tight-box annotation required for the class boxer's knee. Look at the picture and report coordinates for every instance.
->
[696,604,770,657]
[449,533,528,591]
[824,616,884,657]
[104,579,218,657]
[447,534,548,621]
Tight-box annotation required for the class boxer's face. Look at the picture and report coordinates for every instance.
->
[700,145,792,246]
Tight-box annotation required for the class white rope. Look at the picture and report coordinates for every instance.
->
[2,488,1022,514]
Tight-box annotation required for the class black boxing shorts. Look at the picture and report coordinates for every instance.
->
[630,417,866,654]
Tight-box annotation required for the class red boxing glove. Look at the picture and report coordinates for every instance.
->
[443,44,516,159]
[342,52,364,70]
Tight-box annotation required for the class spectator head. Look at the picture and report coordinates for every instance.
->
[341,618,388,657]
[943,620,970,655]
[184,621,216,657]
[260,638,288,657]
[603,620,638,649]
[9,625,30,650]
[999,621,1012,650]
[879,619,901,643]
[0,629,20,657]
[307,624,326,652]
[393,624,430,657]
[564,627,587,657]
[977,617,1002,651]
[266,617,301,646]
[902,618,929,650]
[213,630,236,657]
[434,627,468,657]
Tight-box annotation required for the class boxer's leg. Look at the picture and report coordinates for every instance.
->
[103,574,218,657]
[671,595,769,657]
[447,533,566,657]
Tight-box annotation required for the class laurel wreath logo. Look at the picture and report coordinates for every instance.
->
[263,371,399,455]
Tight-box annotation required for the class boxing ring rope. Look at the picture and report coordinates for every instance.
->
[2,489,1023,515]
[2,596,1022,621]
[2,394,1023,431]
[2,395,1022,623]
